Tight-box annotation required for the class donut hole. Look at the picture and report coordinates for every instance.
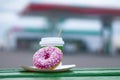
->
[44,53,50,59]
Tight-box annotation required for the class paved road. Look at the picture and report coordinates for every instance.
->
[0,51,120,68]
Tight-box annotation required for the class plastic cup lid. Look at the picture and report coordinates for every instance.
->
[39,37,64,45]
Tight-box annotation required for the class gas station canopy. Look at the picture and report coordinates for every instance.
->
[21,3,120,16]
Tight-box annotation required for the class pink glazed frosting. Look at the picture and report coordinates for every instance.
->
[33,46,63,70]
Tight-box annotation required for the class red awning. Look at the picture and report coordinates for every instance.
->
[21,3,120,16]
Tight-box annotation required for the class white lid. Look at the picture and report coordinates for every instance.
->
[39,37,64,46]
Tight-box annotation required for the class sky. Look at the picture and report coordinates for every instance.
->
[0,0,29,12]
[32,0,120,9]
[0,0,29,38]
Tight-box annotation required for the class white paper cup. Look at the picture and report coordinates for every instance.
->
[39,37,64,51]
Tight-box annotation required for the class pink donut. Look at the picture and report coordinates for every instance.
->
[33,46,63,70]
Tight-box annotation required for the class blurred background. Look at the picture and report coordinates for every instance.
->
[0,0,120,68]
